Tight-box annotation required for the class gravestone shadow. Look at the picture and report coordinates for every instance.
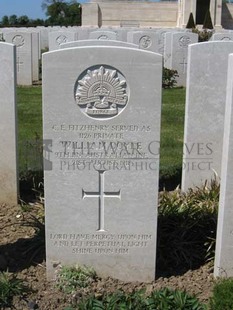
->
[0,232,45,273]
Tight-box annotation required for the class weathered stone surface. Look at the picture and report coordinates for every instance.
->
[4,32,33,86]
[170,32,198,86]
[214,53,233,277]
[0,42,18,206]
[127,31,158,52]
[89,30,118,40]
[43,45,162,282]
[60,39,138,49]
[212,32,233,41]
[48,31,78,51]
[182,42,233,191]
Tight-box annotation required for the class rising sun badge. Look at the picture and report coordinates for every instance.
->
[74,66,129,119]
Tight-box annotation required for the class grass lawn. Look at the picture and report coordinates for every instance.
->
[160,87,186,182]
[17,86,43,174]
[17,86,186,183]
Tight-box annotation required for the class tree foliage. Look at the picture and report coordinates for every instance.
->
[203,10,214,29]
[0,14,45,27]
[42,0,81,26]
[186,12,196,29]
[0,0,81,27]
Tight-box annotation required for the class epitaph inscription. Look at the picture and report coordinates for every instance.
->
[50,233,153,255]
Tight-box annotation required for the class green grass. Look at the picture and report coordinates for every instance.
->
[17,86,42,142]
[17,86,186,181]
[0,271,28,308]
[17,86,43,173]
[157,178,219,274]
[209,278,233,310]
[56,265,97,293]
[160,87,186,179]
[69,288,206,310]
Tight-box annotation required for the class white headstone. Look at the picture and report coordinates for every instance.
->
[37,27,49,50]
[31,31,40,82]
[43,46,162,282]
[164,32,173,69]
[155,28,174,55]
[182,42,233,191]
[0,42,18,205]
[48,31,78,51]
[212,32,233,41]
[127,31,158,52]
[60,39,138,49]
[4,32,33,86]
[76,27,98,40]
[170,32,198,86]
[89,30,118,40]
[214,53,233,277]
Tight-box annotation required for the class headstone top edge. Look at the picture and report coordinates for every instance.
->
[43,45,163,57]
[60,39,138,47]
[0,42,15,48]
[189,41,233,47]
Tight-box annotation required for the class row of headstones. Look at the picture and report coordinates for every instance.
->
[2,25,233,86]
[1,38,233,281]
[50,27,198,87]
[3,26,233,86]
[0,26,84,85]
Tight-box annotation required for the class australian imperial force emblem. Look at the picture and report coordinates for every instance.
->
[75,65,128,119]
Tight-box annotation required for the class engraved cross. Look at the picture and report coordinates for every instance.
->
[16,57,23,73]
[82,170,121,232]
[180,57,187,74]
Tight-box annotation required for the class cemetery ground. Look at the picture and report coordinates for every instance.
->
[0,86,220,309]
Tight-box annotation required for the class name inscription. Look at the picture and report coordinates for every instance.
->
[45,123,160,171]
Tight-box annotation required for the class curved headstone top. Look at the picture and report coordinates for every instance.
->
[60,39,139,49]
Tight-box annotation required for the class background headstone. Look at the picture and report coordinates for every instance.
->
[170,32,198,86]
[214,53,233,277]
[89,30,118,40]
[182,42,233,191]
[164,32,173,69]
[212,32,233,41]
[60,39,139,49]
[31,31,40,82]
[0,42,18,205]
[37,26,49,50]
[155,28,174,55]
[43,45,162,282]
[127,31,158,52]
[48,31,78,51]
[4,32,33,86]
